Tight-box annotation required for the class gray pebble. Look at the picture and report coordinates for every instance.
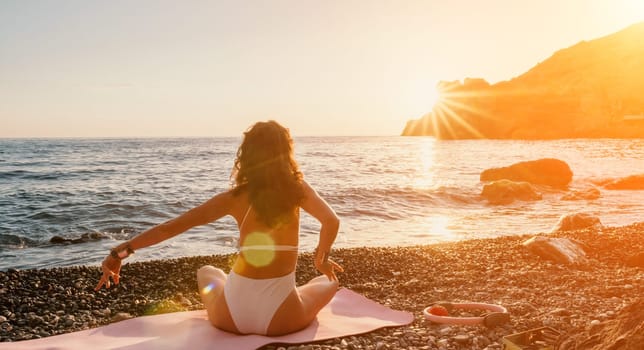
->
[453,334,470,344]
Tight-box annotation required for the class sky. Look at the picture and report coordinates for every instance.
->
[1,0,643,138]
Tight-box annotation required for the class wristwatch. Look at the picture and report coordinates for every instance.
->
[110,243,135,260]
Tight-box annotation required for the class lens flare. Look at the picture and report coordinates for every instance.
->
[201,282,216,295]
[241,232,276,267]
[143,299,186,315]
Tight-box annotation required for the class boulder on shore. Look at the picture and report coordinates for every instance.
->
[480,158,573,188]
[551,213,602,232]
[481,179,542,205]
[522,236,588,265]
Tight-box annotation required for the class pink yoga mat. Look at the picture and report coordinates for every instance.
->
[0,288,413,350]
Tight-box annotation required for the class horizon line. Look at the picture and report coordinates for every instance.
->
[0,134,409,140]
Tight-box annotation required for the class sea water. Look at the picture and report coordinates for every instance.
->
[1,137,643,270]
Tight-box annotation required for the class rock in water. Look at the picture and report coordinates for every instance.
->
[551,212,602,232]
[49,236,67,244]
[481,180,542,205]
[522,236,588,265]
[480,158,573,188]
[561,187,601,200]
[604,174,644,190]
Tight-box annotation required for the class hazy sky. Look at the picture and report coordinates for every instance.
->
[1,1,643,137]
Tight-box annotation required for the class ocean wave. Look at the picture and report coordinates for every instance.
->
[332,186,479,205]
[90,160,127,166]
[73,168,119,175]
[586,174,644,190]
[0,233,38,249]
[330,186,480,219]
[94,224,140,235]
[9,190,55,201]
[96,203,140,211]
[0,229,133,251]
[341,208,404,220]
[0,168,118,181]
[0,170,30,179]
[26,211,59,220]
[302,151,337,158]
[0,170,66,181]
[5,160,65,167]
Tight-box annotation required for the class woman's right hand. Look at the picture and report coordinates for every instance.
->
[95,255,122,291]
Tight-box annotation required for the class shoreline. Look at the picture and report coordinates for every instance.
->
[1,222,642,349]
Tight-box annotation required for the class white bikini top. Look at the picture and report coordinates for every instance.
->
[238,205,298,252]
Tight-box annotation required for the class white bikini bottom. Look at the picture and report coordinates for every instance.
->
[223,270,296,335]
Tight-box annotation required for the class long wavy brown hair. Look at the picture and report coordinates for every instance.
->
[231,121,304,227]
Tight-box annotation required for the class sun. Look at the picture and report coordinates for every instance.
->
[426,85,443,110]
[407,80,504,139]
[409,81,444,115]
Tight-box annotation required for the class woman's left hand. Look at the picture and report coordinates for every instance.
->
[315,258,344,282]
[95,255,122,291]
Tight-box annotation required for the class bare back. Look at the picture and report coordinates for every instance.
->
[230,191,300,279]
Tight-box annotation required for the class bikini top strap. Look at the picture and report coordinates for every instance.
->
[240,204,252,231]
[238,205,299,252]
[239,245,298,252]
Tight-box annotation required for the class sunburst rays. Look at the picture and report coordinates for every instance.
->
[416,82,525,139]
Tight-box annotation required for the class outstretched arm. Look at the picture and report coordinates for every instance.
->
[300,180,343,281]
[95,191,234,290]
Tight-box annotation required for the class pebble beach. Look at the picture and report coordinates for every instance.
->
[1,222,642,349]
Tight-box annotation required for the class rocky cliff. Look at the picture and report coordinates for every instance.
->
[402,22,644,139]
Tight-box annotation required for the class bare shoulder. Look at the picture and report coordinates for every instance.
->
[302,179,315,195]
[217,188,252,215]
[301,179,318,198]
[300,180,337,220]
[209,189,242,208]
[216,189,236,201]
[195,189,239,214]
[193,189,245,222]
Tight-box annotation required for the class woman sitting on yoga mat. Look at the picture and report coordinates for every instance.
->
[95,120,343,336]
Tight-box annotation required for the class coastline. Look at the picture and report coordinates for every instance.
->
[1,223,642,349]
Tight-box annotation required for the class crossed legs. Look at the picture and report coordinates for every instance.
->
[266,275,339,335]
[196,265,238,333]
[196,266,339,336]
